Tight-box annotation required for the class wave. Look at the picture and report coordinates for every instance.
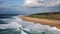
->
[0,16,60,34]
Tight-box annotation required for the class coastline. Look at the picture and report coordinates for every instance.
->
[19,16,60,29]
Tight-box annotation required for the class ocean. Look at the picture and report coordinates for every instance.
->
[0,14,60,34]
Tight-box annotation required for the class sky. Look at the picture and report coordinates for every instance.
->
[0,0,60,14]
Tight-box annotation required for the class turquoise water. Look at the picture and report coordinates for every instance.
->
[0,30,21,34]
[24,31,44,34]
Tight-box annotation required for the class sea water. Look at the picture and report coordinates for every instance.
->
[0,15,60,34]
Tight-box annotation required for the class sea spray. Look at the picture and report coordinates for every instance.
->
[0,22,22,34]
[0,22,22,30]
[0,16,22,34]
[21,31,27,34]
[0,16,60,34]
[8,16,60,34]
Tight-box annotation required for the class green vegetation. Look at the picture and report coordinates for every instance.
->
[28,12,60,20]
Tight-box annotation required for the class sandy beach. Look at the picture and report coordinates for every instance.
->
[19,16,60,29]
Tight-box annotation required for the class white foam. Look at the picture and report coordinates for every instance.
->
[0,22,22,31]
[0,16,60,34]
[21,31,27,34]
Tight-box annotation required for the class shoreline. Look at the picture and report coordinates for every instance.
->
[19,16,60,29]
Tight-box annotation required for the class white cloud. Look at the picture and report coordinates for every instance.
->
[24,0,60,7]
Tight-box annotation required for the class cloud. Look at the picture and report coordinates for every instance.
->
[0,0,60,14]
[24,0,60,7]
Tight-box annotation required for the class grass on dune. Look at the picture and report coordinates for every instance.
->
[27,13,60,20]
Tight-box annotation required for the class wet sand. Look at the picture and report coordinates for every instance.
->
[19,16,60,29]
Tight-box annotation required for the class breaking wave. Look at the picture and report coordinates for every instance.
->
[0,16,60,34]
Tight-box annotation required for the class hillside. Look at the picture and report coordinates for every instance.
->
[27,12,60,20]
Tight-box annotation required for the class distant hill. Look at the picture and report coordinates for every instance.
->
[28,12,60,20]
[34,12,60,14]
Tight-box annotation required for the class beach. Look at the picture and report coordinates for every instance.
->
[20,16,60,29]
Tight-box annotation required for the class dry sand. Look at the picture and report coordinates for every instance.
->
[19,16,60,29]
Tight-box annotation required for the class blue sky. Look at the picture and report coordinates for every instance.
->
[0,0,60,14]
